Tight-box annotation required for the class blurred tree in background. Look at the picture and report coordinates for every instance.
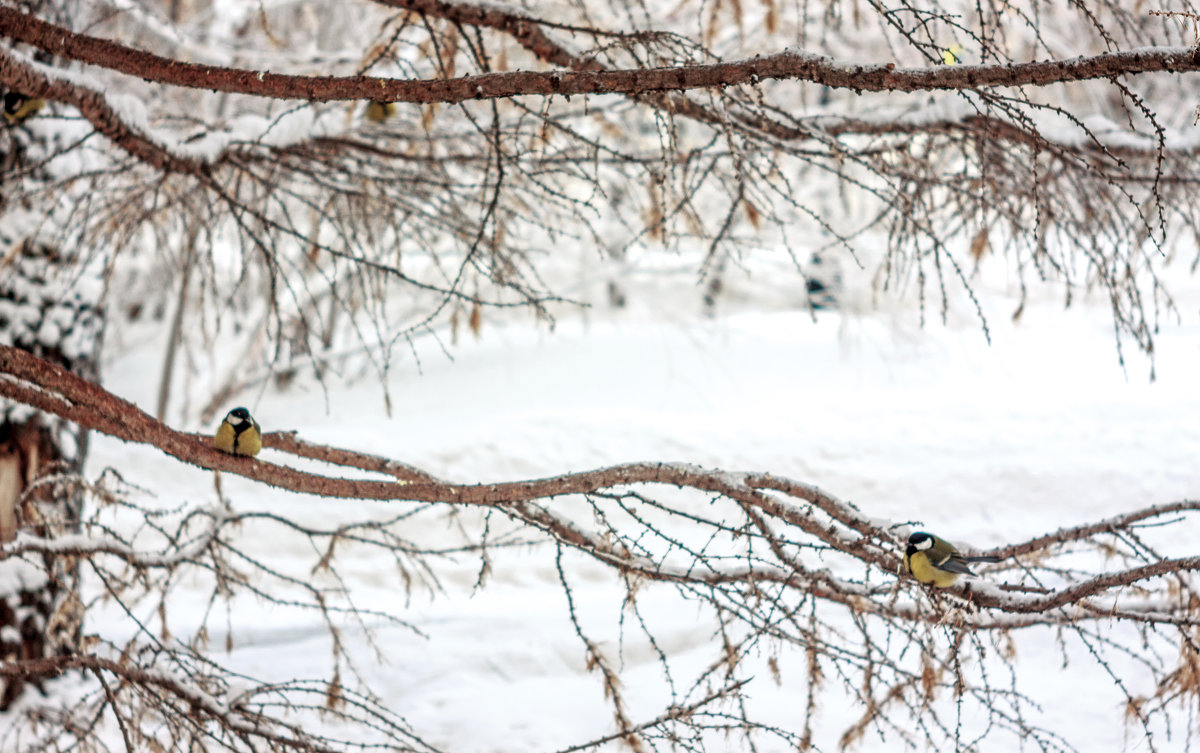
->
[2,0,1200,749]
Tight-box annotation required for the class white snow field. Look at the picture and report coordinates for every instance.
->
[71,262,1200,753]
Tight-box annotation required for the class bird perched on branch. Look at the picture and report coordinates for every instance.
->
[4,92,45,124]
[214,407,262,457]
[364,100,396,122]
[904,531,1000,587]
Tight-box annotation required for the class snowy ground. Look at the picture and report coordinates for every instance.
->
[75,261,1200,753]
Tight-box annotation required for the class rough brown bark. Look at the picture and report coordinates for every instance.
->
[0,6,1196,106]
[2,343,1198,627]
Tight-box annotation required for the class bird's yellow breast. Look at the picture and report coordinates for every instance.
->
[214,422,237,453]
[5,96,44,123]
[235,424,262,456]
[214,421,262,456]
[365,101,396,122]
[905,551,961,588]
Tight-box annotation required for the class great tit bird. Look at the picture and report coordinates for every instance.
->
[904,531,1000,588]
[4,92,45,124]
[364,100,396,122]
[214,407,262,457]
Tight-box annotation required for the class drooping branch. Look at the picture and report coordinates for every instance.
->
[374,0,609,69]
[2,1,1189,377]
[0,653,444,753]
[0,48,207,174]
[2,4,1197,752]
[1,6,1198,106]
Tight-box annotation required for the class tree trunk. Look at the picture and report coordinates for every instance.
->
[0,201,103,708]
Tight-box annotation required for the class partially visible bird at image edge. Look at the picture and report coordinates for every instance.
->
[4,92,44,124]
[214,406,262,457]
[904,531,1001,588]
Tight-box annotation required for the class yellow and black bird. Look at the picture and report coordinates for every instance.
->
[214,407,263,457]
[4,92,45,124]
[904,531,1000,588]
[364,100,396,122]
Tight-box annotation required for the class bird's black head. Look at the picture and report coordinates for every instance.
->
[906,531,933,555]
[3,92,24,115]
[226,407,252,426]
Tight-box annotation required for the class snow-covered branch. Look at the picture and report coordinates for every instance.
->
[2,343,1197,633]
[2,6,1198,106]
[3,338,1196,752]
[3,1,1199,751]
[0,47,206,174]
[0,652,441,753]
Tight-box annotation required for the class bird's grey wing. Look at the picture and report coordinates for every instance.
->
[934,553,976,575]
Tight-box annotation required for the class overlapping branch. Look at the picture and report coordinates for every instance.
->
[0,653,445,753]
[2,2,1198,750]
[3,342,1198,750]
[1,0,1192,373]
[2,343,1197,628]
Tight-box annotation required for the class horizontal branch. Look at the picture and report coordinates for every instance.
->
[2,345,1198,630]
[0,509,226,568]
[2,6,1198,106]
[0,346,836,509]
[1,3,1190,180]
[995,500,1200,558]
[1008,556,1200,613]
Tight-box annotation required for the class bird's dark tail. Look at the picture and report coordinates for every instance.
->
[965,555,1002,563]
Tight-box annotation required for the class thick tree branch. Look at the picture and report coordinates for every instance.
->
[2,343,1198,630]
[0,344,850,509]
[0,48,206,174]
[0,2,1195,750]
[372,0,749,138]
[1,6,1198,106]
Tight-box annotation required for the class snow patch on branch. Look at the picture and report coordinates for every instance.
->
[1,505,228,568]
[0,557,49,596]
